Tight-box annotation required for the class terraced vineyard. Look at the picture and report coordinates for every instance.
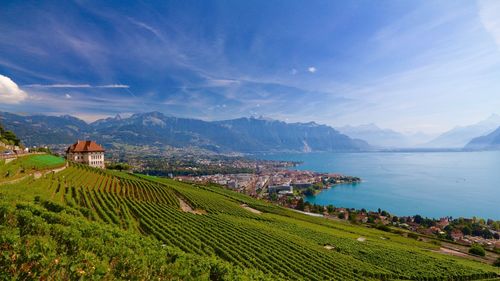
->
[1,162,499,280]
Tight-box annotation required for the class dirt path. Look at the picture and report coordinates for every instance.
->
[241,204,262,214]
[0,164,67,185]
[179,197,194,212]
[435,247,469,258]
[178,197,206,214]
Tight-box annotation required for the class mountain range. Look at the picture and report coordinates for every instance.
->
[337,123,432,148]
[424,114,500,148]
[0,111,369,153]
[464,126,500,150]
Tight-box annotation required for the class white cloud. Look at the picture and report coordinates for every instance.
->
[206,79,240,87]
[478,0,500,48]
[307,66,317,73]
[0,74,28,104]
[25,84,91,88]
[96,84,130,88]
[23,83,129,89]
[65,93,72,99]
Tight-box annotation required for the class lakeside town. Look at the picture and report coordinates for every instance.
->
[178,167,500,253]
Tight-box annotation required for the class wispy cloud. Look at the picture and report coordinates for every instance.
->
[24,83,129,89]
[127,17,165,41]
[24,84,92,88]
[96,84,130,88]
[478,0,500,49]
[0,74,28,104]
[307,66,316,73]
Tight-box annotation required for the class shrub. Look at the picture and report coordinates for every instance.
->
[376,224,391,232]
[407,232,419,240]
[468,244,486,257]
[493,257,500,267]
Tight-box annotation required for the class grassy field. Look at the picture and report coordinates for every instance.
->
[0,162,499,280]
[0,154,65,183]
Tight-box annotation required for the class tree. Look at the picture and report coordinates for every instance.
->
[303,187,315,196]
[106,163,131,171]
[494,257,500,267]
[468,244,485,257]
[327,204,335,213]
[462,225,472,236]
[414,215,423,224]
[376,224,391,232]
[349,212,358,224]
[296,198,305,211]
[1,130,20,146]
[270,193,277,201]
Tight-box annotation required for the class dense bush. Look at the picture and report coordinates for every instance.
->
[376,224,391,232]
[468,244,486,257]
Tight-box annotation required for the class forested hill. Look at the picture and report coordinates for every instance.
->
[0,111,369,152]
[0,156,498,280]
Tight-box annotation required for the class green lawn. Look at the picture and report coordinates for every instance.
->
[0,154,65,182]
[20,154,66,170]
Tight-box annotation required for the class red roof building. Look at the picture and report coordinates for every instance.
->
[66,140,105,168]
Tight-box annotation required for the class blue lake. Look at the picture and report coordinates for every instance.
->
[260,151,500,220]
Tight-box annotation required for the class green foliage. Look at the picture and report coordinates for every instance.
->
[493,257,500,267]
[106,162,132,171]
[0,202,270,280]
[0,128,21,146]
[407,232,419,240]
[375,224,391,232]
[469,244,486,257]
[0,163,498,280]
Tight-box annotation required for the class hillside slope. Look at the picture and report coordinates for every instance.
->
[0,161,498,280]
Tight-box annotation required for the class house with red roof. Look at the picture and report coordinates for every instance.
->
[66,140,105,168]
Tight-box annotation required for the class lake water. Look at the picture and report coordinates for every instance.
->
[260,151,500,220]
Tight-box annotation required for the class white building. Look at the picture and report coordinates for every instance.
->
[66,140,105,168]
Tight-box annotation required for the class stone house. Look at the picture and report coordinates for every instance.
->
[66,140,105,168]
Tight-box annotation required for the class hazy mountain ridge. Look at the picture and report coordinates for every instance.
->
[0,111,369,153]
[424,114,500,148]
[338,123,418,148]
[464,126,500,150]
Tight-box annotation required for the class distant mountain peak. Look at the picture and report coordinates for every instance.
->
[425,114,500,148]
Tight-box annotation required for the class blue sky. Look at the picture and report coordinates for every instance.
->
[1,0,500,134]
